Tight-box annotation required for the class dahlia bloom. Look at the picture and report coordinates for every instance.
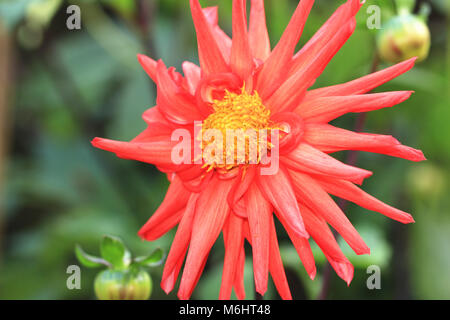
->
[92,0,425,300]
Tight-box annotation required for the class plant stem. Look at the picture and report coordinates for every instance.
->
[137,0,156,56]
[317,53,379,300]
[0,25,13,267]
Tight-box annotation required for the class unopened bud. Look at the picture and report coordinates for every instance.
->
[377,13,431,63]
[94,269,152,300]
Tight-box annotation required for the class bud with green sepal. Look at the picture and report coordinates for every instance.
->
[75,235,164,300]
[377,0,431,63]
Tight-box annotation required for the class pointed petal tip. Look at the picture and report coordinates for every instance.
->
[309,268,317,280]
[161,281,173,295]
[91,137,99,146]
[354,170,373,185]
[91,137,127,155]
[417,150,427,162]
[344,264,354,286]
[91,137,107,149]
[352,243,370,256]
[255,285,268,297]
[137,227,150,241]
[136,53,151,61]
[405,90,414,98]
[400,146,427,162]
[294,227,310,240]
[360,246,371,256]
[136,53,147,62]
[401,214,415,224]
[403,56,418,69]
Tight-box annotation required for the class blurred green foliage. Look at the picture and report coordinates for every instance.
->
[0,0,448,300]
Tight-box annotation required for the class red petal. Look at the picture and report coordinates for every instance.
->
[134,107,176,141]
[141,106,173,127]
[304,123,426,162]
[306,57,417,99]
[138,176,190,240]
[182,61,201,95]
[161,193,199,294]
[304,123,398,150]
[298,91,413,123]
[245,183,271,296]
[382,145,426,162]
[91,137,177,169]
[202,6,218,25]
[258,167,309,239]
[182,171,214,193]
[219,213,245,300]
[227,166,256,218]
[190,0,230,75]
[290,0,362,76]
[255,0,314,100]
[300,206,348,262]
[203,6,232,62]
[315,175,415,224]
[267,19,355,113]
[289,170,370,255]
[275,212,316,279]
[231,0,254,80]
[326,254,354,286]
[301,207,354,285]
[233,244,246,300]
[281,143,372,185]
[178,176,233,299]
[268,215,292,300]
[137,54,158,83]
[249,0,271,61]
[156,60,203,124]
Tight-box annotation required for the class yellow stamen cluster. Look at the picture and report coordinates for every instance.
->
[200,87,277,172]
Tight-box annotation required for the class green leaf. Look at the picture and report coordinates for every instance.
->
[134,248,164,267]
[100,235,131,270]
[75,245,110,268]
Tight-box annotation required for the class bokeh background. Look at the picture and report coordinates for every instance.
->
[0,0,448,300]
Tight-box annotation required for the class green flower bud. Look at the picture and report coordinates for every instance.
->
[76,236,163,300]
[94,269,152,300]
[377,13,431,63]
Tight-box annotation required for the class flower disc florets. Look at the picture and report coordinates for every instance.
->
[200,87,279,171]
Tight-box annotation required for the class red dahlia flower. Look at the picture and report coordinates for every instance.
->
[92,0,425,300]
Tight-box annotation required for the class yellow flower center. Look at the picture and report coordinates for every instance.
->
[200,87,278,172]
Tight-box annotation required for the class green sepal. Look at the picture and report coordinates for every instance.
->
[75,245,111,268]
[100,235,132,270]
[133,248,164,267]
